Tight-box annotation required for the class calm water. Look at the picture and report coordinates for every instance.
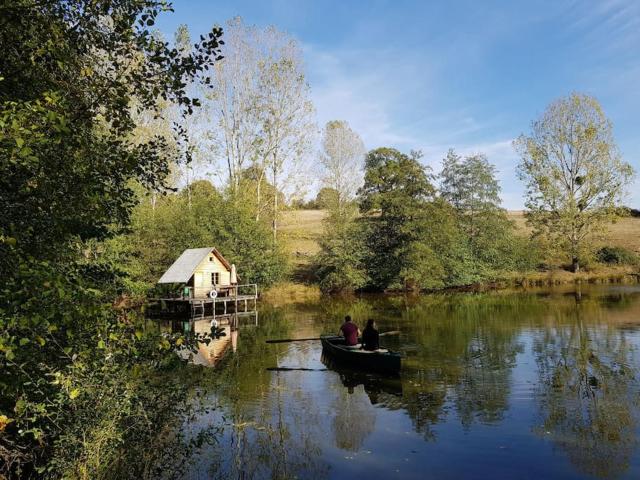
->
[179,284,640,480]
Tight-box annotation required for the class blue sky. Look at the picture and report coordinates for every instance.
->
[157,0,640,208]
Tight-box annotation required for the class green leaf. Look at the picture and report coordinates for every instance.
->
[69,388,80,400]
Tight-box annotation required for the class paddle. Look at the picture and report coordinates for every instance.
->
[266,330,401,344]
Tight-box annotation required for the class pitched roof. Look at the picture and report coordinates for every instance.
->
[157,247,232,284]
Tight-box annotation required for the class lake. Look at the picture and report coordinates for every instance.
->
[176,284,640,479]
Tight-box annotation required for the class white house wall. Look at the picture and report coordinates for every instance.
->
[192,253,232,297]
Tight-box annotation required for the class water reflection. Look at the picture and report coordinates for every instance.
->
[168,317,243,367]
[533,320,640,478]
[179,285,640,480]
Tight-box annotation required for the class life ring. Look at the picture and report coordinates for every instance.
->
[209,290,218,299]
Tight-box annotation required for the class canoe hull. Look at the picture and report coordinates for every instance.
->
[320,336,401,374]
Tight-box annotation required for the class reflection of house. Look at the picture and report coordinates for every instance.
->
[158,247,238,298]
[187,320,238,367]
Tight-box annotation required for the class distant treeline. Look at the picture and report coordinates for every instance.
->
[623,207,640,218]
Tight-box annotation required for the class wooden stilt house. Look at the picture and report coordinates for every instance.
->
[158,247,237,298]
[153,247,256,321]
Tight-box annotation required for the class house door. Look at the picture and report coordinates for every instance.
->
[194,272,204,287]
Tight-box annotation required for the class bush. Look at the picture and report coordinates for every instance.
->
[596,246,639,265]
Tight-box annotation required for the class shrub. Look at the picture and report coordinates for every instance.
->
[596,246,639,265]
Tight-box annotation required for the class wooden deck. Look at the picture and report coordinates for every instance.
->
[149,284,258,320]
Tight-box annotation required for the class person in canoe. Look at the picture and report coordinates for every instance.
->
[362,319,379,351]
[338,315,360,346]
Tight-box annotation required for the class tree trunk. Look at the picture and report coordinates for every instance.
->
[572,256,580,273]
[272,156,278,244]
[256,166,266,222]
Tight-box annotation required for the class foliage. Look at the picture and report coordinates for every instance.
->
[313,121,367,292]
[315,204,369,293]
[0,1,223,476]
[515,93,635,272]
[622,206,640,218]
[109,180,288,292]
[439,149,539,275]
[357,148,431,289]
[595,246,639,266]
[315,187,340,209]
[315,146,542,293]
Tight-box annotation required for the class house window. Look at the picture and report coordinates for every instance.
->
[211,272,220,285]
[209,256,214,262]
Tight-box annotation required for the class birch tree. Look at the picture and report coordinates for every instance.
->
[515,93,634,272]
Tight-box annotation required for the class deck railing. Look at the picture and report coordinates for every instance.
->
[167,284,258,300]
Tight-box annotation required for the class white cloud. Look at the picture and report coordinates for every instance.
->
[304,45,420,150]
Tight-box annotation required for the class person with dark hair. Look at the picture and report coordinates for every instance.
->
[338,315,360,346]
[362,319,380,351]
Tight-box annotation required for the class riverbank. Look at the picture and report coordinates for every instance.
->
[262,266,640,302]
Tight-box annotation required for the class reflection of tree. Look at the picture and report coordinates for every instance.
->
[180,286,640,478]
[397,294,525,437]
[454,329,523,428]
[332,382,376,451]
[533,317,639,478]
[194,307,331,479]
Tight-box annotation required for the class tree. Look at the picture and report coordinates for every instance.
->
[0,1,223,475]
[255,46,316,242]
[439,149,527,275]
[315,187,340,210]
[202,17,316,234]
[358,148,439,289]
[440,149,502,239]
[515,93,635,272]
[314,122,366,292]
[319,120,366,213]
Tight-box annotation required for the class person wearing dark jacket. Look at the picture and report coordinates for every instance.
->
[362,319,380,351]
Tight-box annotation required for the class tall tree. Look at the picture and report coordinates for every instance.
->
[515,93,634,272]
[314,121,366,292]
[319,120,366,213]
[358,148,438,289]
[438,149,526,275]
[203,17,315,234]
[255,49,316,242]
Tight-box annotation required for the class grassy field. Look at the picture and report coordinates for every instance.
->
[281,209,640,261]
[279,209,326,267]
